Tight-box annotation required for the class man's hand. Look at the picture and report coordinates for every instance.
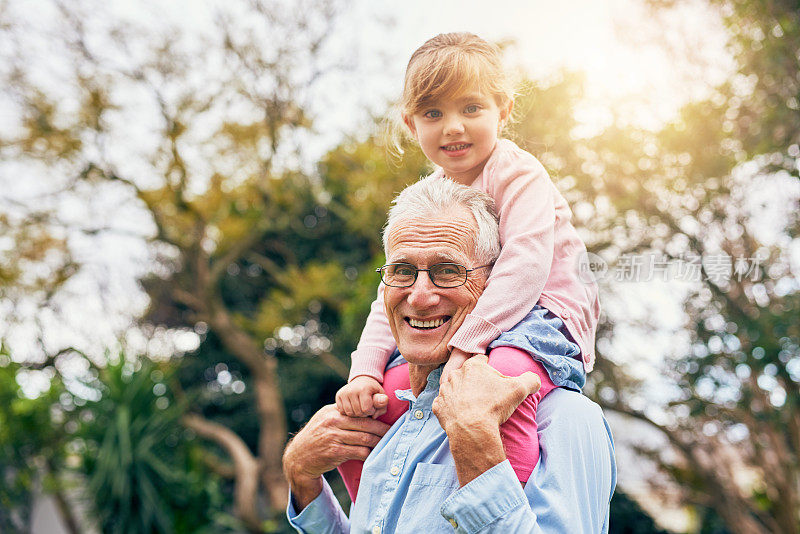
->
[440,347,471,383]
[283,405,390,510]
[432,355,540,486]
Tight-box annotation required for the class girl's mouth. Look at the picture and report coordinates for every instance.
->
[442,143,470,152]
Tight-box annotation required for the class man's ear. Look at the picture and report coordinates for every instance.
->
[403,114,417,137]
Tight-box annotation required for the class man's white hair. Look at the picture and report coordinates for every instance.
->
[383,176,501,265]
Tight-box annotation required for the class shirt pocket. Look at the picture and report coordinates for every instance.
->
[396,463,460,533]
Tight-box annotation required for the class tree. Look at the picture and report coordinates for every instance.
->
[609,491,671,534]
[565,2,800,531]
[0,0,435,528]
[77,355,232,534]
[0,345,78,534]
[0,0,391,528]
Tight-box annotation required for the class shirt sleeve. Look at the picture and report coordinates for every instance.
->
[447,150,556,355]
[287,478,350,534]
[349,282,396,382]
[440,389,617,533]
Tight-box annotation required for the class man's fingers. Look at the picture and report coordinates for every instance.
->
[514,371,541,397]
[339,414,391,436]
[343,445,373,462]
[466,354,489,366]
[338,428,384,449]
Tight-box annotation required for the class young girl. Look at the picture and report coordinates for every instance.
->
[336,32,600,501]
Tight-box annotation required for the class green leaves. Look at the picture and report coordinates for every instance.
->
[78,357,231,534]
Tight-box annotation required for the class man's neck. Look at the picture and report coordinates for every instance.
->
[408,363,440,396]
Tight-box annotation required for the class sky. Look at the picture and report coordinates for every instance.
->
[1,1,739,530]
[2,0,734,378]
[313,0,734,156]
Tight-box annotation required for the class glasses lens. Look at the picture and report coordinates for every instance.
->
[383,264,416,286]
[430,264,467,287]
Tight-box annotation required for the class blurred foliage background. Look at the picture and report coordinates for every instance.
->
[0,0,798,532]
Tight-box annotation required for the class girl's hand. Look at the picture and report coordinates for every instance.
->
[441,348,471,383]
[336,375,389,418]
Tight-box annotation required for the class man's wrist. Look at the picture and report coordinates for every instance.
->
[445,418,505,486]
[283,446,324,511]
[288,471,324,511]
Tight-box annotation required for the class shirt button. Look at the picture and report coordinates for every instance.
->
[390,466,400,476]
[448,518,458,529]
[414,409,424,419]
[561,310,571,319]
[372,526,381,534]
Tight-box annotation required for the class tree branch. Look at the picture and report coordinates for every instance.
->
[209,222,271,286]
[182,413,261,532]
[318,351,348,381]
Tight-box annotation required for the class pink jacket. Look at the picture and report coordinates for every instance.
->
[349,139,600,381]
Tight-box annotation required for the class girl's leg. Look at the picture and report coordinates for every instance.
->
[487,346,557,484]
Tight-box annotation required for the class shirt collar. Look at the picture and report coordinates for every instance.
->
[396,366,442,406]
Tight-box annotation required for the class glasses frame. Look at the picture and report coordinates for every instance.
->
[376,262,493,288]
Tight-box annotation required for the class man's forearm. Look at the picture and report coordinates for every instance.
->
[288,474,324,511]
[283,439,325,511]
[446,419,506,486]
[441,460,547,534]
[286,475,351,534]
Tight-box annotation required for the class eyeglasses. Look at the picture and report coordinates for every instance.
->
[376,262,492,288]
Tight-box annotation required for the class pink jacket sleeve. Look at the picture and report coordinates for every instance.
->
[348,282,395,382]
[446,149,555,355]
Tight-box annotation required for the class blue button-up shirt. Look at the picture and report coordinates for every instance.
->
[287,368,616,533]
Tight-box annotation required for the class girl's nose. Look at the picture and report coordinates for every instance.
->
[443,115,465,135]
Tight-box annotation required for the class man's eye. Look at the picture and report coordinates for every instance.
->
[436,265,461,275]
[394,266,415,276]
[464,104,480,114]
[423,110,442,119]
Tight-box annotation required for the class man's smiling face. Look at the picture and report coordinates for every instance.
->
[383,207,487,368]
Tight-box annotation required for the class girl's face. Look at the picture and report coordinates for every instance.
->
[404,92,512,185]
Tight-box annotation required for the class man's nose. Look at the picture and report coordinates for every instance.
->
[406,272,441,309]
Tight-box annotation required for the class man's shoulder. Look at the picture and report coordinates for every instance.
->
[537,388,610,435]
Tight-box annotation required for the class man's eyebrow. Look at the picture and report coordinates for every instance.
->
[389,256,413,264]
[431,252,460,263]
[387,253,459,264]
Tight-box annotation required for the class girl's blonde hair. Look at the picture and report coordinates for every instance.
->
[388,32,515,156]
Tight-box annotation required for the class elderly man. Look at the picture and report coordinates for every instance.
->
[283,177,616,533]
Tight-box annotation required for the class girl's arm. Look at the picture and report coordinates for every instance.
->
[349,282,395,382]
[447,148,556,356]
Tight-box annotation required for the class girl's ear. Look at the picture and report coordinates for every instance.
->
[403,114,417,137]
[500,99,514,123]
[498,99,514,134]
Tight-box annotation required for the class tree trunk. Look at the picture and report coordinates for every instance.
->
[183,414,262,533]
[254,362,290,512]
[206,300,289,518]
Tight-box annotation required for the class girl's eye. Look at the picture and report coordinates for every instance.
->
[423,110,442,119]
[464,104,480,113]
